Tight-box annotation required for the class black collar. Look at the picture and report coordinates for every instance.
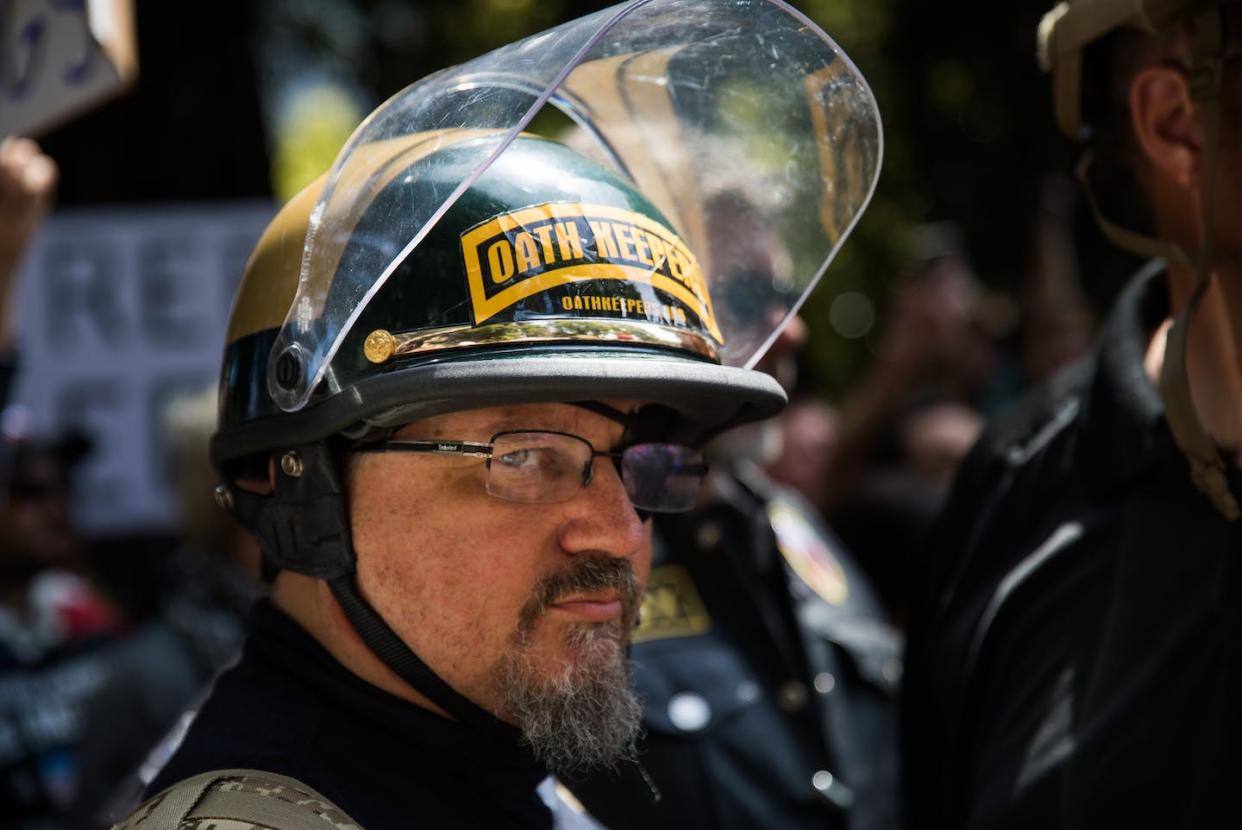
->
[1080,261,1171,490]
[248,600,548,784]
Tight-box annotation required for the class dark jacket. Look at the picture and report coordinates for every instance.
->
[148,600,566,829]
[902,265,1242,829]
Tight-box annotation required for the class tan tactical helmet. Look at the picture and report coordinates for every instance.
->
[1039,0,1204,139]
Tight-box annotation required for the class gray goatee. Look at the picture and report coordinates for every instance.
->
[494,555,644,774]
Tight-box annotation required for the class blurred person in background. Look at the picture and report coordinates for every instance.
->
[766,393,841,511]
[779,229,993,626]
[148,386,260,672]
[780,202,1093,627]
[904,1,1242,827]
[0,431,126,829]
[0,432,112,667]
[569,192,901,830]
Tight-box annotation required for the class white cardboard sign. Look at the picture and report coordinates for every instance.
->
[10,202,275,533]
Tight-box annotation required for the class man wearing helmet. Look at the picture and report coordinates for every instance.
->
[113,3,882,827]
[114,134,780,830]
[904,1,1242,827]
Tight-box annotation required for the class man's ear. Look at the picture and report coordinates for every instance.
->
[1129,65,1202,189]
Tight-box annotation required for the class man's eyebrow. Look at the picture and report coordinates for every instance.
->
[406,404,630,442]
[404,408,544,439]
[393,417,560,442]
[478,412,626,446]
[478,415,578,436]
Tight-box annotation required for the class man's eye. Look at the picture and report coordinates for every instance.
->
[497,448,545,469]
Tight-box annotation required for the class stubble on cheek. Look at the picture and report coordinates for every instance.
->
[358,532,499,686]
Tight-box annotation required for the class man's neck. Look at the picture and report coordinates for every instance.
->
[1145,262,1242,463]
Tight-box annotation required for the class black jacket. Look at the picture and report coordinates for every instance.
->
[902,265,1242,829]
[149,601,566,829]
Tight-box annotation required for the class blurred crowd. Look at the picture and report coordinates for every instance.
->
[767,178,1093,627]
[0,138,259,828]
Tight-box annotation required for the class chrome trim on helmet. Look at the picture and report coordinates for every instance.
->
[363,319,720,364]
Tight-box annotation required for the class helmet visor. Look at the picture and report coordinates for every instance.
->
[267,0,882,413]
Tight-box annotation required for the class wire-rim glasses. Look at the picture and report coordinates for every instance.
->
[355,430,706,513]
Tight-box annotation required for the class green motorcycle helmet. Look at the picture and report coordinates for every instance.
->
[213,130,786,480]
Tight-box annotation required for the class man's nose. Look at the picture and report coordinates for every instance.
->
[557,455,647,559]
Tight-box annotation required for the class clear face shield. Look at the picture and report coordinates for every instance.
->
[264,0,882,416]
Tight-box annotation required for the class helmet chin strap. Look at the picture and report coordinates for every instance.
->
[226,441,523,741]
[1076,5,1239,520]
[326,575,521,738]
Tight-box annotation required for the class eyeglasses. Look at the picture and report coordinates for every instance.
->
[355,430,707,513]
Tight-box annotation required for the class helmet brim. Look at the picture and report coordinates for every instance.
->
[212,351,785,471]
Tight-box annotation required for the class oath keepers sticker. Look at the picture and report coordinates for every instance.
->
[459,202,723,342]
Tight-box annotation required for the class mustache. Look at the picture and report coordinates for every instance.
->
[517,555,641,632]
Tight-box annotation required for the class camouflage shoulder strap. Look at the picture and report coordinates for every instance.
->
[112,769,363,830]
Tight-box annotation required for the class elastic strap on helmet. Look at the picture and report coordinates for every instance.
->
[327,575,521,738]
[1073,151,1193,265]
[1157,3,1240,520]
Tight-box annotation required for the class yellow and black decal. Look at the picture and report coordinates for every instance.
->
[460,202,723,343]
[633,563,712,644]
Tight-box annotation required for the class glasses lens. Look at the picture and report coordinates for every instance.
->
[487,432,592,504]
[620,443,706,512]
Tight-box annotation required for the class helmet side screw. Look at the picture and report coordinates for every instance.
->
[281,451,304,478]
[213,484,234,511]
[364,329,398,364]
[275,347,303,389]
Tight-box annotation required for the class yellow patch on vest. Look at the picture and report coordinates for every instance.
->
[632,563,712,644]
